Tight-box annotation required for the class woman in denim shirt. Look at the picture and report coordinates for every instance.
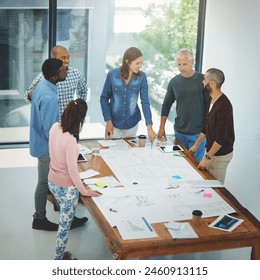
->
[100,47,156,143]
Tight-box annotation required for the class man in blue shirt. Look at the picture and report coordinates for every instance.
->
[30,58,67,231]
[25,45,87,212]
[30,58,89,231]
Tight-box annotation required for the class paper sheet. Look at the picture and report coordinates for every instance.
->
[77,143,92,154]
[165,222,199,239]
[97,139,117,147]
[79,169,99,179]
[116,216,158,240]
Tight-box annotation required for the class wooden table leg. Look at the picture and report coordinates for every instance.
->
[113,251,127,260]
[251,242,260,260]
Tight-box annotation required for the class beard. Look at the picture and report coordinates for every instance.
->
[205,83,212,94]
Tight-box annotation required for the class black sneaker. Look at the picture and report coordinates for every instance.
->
[71,216,88,229]
[32,217,58,231]
[62,251,78,260]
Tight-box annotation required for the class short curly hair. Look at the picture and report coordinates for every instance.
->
[41,58,63,79]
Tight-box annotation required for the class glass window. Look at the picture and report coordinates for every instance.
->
[0,0,200,145]
[0,2,49,144]
[103,0,200,133]
[0,1,92,144]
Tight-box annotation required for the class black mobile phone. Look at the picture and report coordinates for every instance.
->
[172,145,182,151]
[159,145,183,153]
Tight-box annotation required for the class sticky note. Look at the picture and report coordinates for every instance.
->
[172,175,182,180]
[95,181,107,188]
[204,192,212,198]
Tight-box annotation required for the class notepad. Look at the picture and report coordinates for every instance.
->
[84,176,122,188]
[79,169,100,179]
[165,222,199,239]
[97,140,117,147]
[95,181,107,188]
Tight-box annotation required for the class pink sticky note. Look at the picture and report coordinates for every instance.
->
[204,193,212,198]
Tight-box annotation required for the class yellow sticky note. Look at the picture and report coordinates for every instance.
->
[95,181,107,188]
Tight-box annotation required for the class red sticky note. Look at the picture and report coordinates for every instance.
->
[204,193,212,198]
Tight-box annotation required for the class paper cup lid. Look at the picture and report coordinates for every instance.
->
[192,210,202,216]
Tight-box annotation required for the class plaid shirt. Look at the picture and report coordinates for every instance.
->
[25,66,87,119]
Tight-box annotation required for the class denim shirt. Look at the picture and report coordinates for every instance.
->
[100,67,153,129]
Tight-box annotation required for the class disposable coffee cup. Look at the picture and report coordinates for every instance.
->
[138,135,146,147]
[192,210,202,225]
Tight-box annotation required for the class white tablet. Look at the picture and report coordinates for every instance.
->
[158,145,184,153]
[77,153,87,162]
[209,214,244,232]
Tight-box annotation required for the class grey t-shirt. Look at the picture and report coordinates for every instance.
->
[161,71,207,135]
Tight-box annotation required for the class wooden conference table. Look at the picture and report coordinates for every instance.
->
[79,139,260,260]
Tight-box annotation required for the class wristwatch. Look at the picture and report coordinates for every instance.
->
[205,154,212,160]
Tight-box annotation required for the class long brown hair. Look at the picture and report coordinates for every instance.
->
[120,47,143,80]
[61,99,87,135]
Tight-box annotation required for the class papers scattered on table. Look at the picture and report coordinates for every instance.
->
[77,143,92,154]
[165,221,199,239]
[209,214,244,232]
[116,216,158,240]
[79,169,100,179]
[84,176,122,188]
[97,140,117,147]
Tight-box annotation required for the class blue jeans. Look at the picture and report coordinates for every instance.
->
[33,154,50,219]
[174,130,206,162]
[48,182,79,260]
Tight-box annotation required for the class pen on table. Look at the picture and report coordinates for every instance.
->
[166,185,180,189]
[194,189,204,195]
[142,217,154,232]
[172,153,186,157]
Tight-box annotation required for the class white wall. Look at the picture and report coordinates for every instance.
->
[203,0,260,221]
[203,0,260,140]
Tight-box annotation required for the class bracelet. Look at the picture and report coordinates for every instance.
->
[205,154,212,160]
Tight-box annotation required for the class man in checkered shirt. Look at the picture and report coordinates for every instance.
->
[24,45,87,120]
